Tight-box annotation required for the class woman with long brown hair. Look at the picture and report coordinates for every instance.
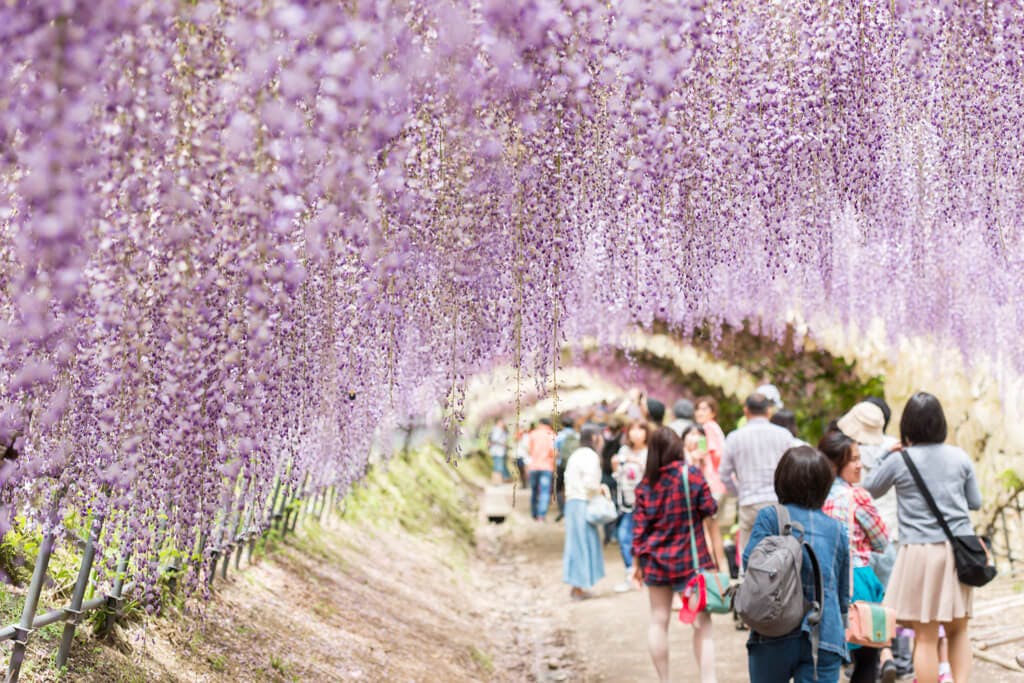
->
[630,427,726,683]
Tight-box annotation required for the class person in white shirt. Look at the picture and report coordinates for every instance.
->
[720,393,794,567]
[563,425,606,600]
[488,419,510,483]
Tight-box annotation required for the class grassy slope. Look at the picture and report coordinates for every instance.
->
[3,446,491,682]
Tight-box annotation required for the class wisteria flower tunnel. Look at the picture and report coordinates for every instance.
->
[2,0,1024,598]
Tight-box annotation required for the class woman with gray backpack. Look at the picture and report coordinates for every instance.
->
[738,446,851,682]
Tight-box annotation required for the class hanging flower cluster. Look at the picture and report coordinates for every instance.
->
[2,0,1023,594]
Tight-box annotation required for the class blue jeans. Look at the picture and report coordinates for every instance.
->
[491,455,510,478]
[529,471,553,519]
[617,512,634,568]
[748,633,842,683]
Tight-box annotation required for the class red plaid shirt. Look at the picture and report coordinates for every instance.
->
[632,461,718,586]
[823,479,888,568]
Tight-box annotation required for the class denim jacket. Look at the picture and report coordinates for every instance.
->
[742,504,850,663]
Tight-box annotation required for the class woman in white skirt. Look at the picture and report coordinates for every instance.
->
[864,392,983,683]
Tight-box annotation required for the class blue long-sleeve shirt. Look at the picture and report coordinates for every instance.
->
[743,504,850,663]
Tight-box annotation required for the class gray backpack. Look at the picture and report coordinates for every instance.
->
[733,505,824,672]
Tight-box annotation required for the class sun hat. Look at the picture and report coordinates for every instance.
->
[837,402,886,445]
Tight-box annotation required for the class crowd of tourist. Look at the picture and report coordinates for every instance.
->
[487,383,990,683]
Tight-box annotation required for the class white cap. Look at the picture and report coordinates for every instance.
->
[755,384,783,409]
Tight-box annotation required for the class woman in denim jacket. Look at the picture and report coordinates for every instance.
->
[743,446,851,683]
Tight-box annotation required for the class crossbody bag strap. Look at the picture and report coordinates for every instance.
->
[681,464,701,572]
[900,449,956,544]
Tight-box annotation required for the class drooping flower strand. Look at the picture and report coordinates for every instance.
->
[2,0,1024,599]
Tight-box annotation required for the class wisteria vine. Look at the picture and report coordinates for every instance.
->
[2,0,1023,595]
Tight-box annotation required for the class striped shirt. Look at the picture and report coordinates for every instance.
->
[720,417,794,506]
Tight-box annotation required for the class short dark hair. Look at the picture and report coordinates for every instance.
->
[579,424,603,450]
[770,409,799,437]
[864,396,892,431]
[646,398,666,425]
[644,427,684,486]
[679,424,706,442]
[817,429,855,475]
[745,392,772,415]
[900,392,947,445]
[774,446,834,509]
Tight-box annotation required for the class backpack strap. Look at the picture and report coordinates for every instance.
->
[774,503,793,535]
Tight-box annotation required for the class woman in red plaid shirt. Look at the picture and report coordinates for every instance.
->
[630,427,727,683]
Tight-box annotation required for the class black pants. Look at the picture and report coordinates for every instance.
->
[849,647,879,683]
[601,474,617,543]
[555,460,567,514]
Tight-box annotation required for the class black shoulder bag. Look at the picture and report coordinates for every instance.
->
[900,449,996,588]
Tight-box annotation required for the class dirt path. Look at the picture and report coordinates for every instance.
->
[481,504,750,683]
[488,499,1024,683]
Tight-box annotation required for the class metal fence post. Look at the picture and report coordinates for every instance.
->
[6,531,55,683]
[97,554,129,638]
[264,485,288,552]
[318,487,329,523]
[220,542,233,581]
[266,479,282,530]
[316,489,327,519]
[193,530,208,576]
[234,517,249,571]
[291,474,310,532]
[272,484,288,533]
[246,529,258,564]
[55,516,104,669]
[207,543,221,587]
[288,495,302,533]
[282,490,298,536]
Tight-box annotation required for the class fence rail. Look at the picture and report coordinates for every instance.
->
[985,488,1023,571]
[1,482,338,683]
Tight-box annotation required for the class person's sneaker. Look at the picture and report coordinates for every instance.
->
[613,580,632,593]
[880,659,897,683]
[937,673,953,683]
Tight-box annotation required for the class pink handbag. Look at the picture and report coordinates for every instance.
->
[846,600,896,647]
[843,493,896,648]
